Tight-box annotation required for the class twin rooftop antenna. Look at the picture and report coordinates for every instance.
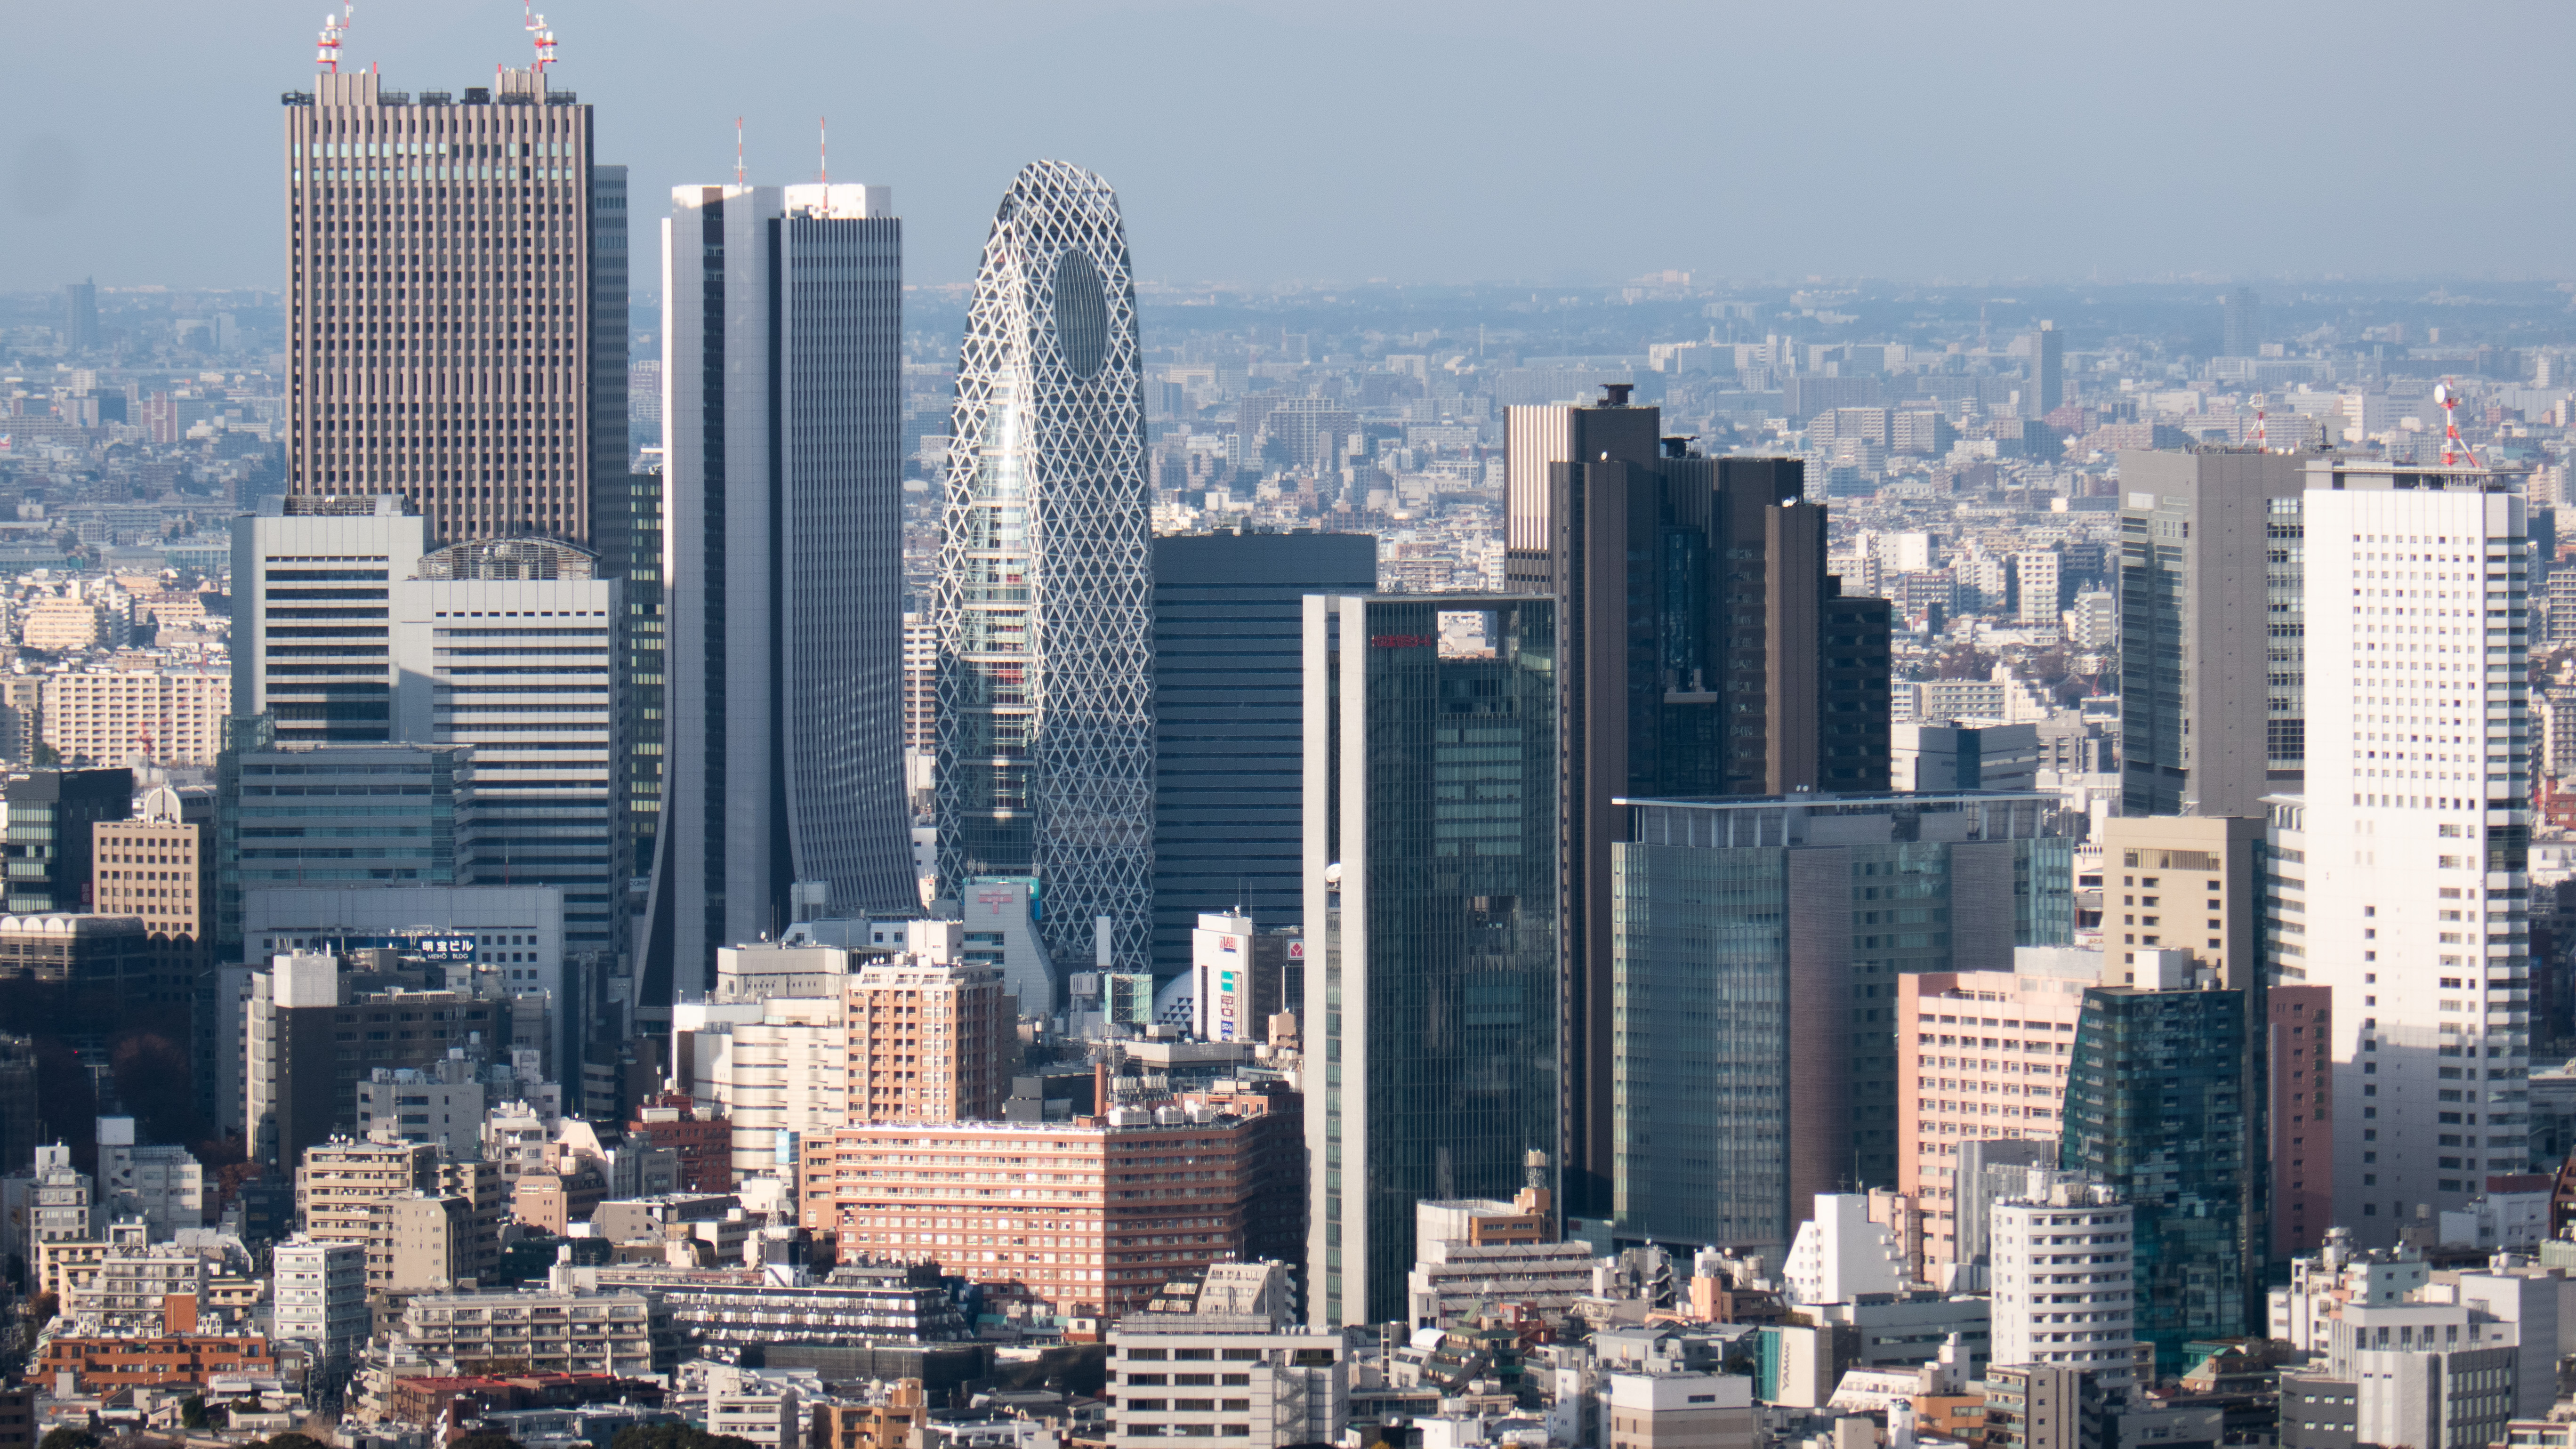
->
[314,5,557,77]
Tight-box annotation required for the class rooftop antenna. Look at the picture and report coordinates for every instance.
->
[820,115,828,185]
[526,4,559,72]
[2437,378,2474,467]
[315,5,349,72]
[735,116,745,188]
[2253,405,2267,453]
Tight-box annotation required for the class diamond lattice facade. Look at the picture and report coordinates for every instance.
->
[934,161,1155,993]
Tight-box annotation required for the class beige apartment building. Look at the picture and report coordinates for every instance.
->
[845,953,1014,1124]
[1604,1371,1756,1449]
[42,666,228,767]
[2099,814,2263,987]
[1897,966,2090,1278]
[296,1137,440,1243]
[394,1287,672,1377]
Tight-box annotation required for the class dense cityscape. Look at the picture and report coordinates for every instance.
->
[8,12,2576,1449]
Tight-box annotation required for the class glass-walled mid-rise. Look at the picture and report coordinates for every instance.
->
[2061,982,2257,1376]
[1610,792,2075,1250]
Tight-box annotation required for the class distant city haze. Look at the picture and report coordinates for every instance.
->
[8,0,2574,290]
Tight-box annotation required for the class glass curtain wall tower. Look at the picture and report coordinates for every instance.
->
[1304,593,1562,1329]
[934,161,1155,990]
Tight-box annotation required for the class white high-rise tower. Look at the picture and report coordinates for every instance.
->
[2269,458,2532,1243]
[933,161,1155,994]
[650,182,918,1003]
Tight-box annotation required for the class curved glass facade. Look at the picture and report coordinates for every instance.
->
[935,161,1155,990]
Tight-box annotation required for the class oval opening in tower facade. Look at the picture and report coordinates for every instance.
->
[1052,249,1108,381]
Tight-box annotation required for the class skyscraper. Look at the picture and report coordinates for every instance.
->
[1304,593,1560,1328]
[2033,321,2062,418]
[395,538,623,966]
[2268,459,2531,1243]
[282,42,615,547]
[1149,530,1377,976]
[651,182,918,1002]
[2223,288,2261,358]
[63,279,98,354]
[2117,450,2307,817]
[1504,388,1892,1213]
[613,461,666,879]
[934,161,1156,984]
[230,499,623,969]
[586,164,630,537]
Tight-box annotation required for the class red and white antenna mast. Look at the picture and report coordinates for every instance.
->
[735,116,746,187]
[2253,404,2268,453]
[2436,378,2475,467]
[315,5,349,72]
[525,3,558,72]
[820,115,828,185]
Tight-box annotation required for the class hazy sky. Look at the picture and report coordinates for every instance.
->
[8,0,2573,293]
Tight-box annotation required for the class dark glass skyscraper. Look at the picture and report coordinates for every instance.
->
[1148,530,1376,976]
[2060,978,2260,1377]
[1303,593,1560,1328]
[1504,389,1892,1215]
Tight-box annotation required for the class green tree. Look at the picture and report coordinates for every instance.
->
[41,1429,101,1449]
[609,1427,760,1449]
[451,1434,528,1449]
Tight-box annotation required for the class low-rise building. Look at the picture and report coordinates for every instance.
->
[1407,1186,1606,1332]
[1107,1264,1345,1449]
[700,1364,805,1449]
[393,1285,674,1377]
[1602,1371,1753,1449]
[811,1380,927,1449]
[35,1331,282,1392]
[579,1262,974,1349]
[62,1220,206,1333]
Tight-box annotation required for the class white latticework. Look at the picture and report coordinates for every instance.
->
[933,160,1155,981]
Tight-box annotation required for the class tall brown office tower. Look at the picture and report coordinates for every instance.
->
[281,31,620,548]
[1506,386,1892,1216]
